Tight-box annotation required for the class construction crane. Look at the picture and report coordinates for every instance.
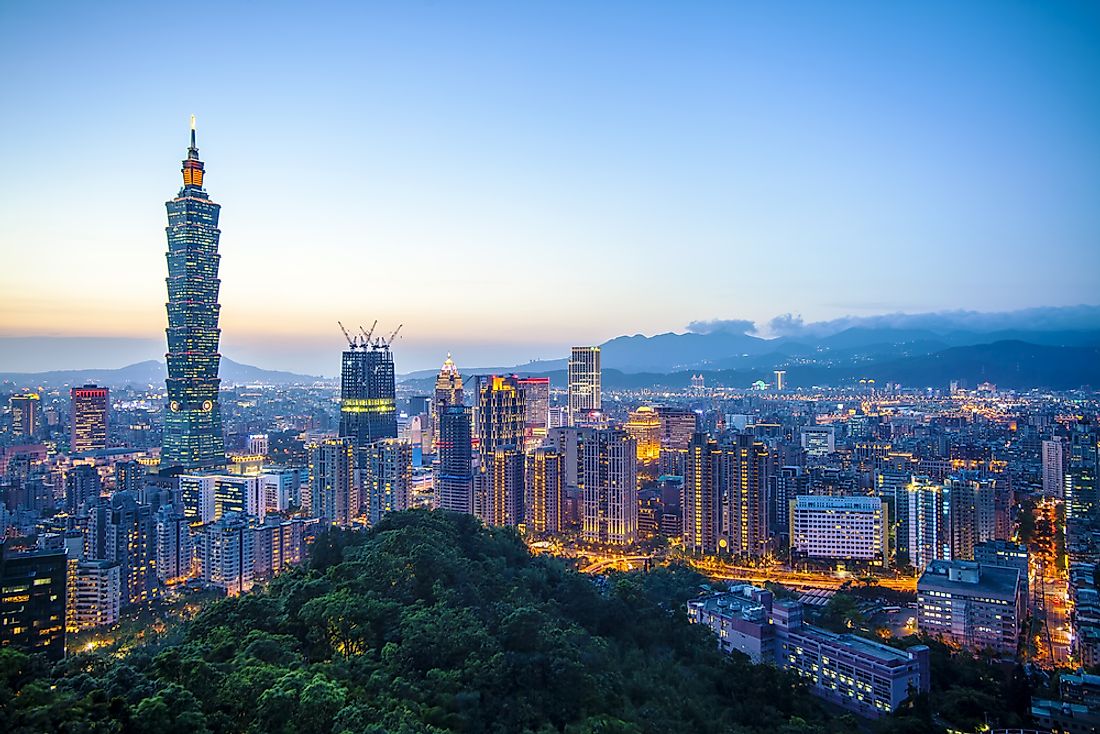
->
[359,320,378,345]
[376,323,403,349]
[338,321,358,348]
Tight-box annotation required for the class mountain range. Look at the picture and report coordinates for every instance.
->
[0,358,322,389]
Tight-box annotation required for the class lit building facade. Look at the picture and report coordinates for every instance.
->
[517,376,550,451]
[567,346,601,423]
[0,542,67,660]
[917,559,1022,655]
[430,354,464,454]
[789,495,888,566]
[162,122,226,471]
[435,405,474,514]
[194,513,255,596]
[10,393,40,438]
[70,560,121,631]
[527,447,563,535]
[309,438,357,527]
[361,439,412,525]
[339,344,398,447]
[71,384,109,453]
[581,428,637,546]
[723,433,771,558]
[683,432,721,554]
[625,406,661,463]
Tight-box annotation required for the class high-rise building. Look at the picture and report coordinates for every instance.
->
[309,438,357,527]
[1042,438,1066,497]
[567,346,601,424]
[0,541,67,660]
[625,406,661,464]
[71,384,109,453]
[770,466,809,539]
[477,375,526,453]
[482,448,525,527]
[800,426,835,458]
[10,393,40,438]
[683,433,722,554]
[70,560,121,631]
[789,495,889,566]
[115,460,147,495]
[247,434,269,456]
[527,447,563,535]
[430,354,464,454]
[581,428,637,546]
[339,340,398,447]
[902,476,945,571]
[194,513,254,596]
[361,439,412,525]
[1065,426,1099,524]
[65,464,102,514]
[96,491,155,607]
[773,370,786,391]
[435,406,474,514]
[517,376,550,451]
[722,434,771,558]
[943,475,999,561]
[657,407,697,476]
[155,504,193,585]
[161,120,226,471]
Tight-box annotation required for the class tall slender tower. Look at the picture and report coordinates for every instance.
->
[567,346,601,424]
[161,118,226,471]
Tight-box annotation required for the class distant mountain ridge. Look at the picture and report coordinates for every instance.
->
[0,358,322,388]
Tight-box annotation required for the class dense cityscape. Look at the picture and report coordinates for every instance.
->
[0,123,1098,733]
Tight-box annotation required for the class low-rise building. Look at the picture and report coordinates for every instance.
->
[916,559,1022,655]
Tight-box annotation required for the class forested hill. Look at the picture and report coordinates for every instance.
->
[0,511,852,734]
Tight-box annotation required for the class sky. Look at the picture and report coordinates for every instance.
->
[1,1,1099,375]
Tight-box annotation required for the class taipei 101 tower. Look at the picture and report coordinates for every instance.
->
[160,117,226,471]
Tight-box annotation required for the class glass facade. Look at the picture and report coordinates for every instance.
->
[161,126,226,471]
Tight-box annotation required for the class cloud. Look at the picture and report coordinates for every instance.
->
[685,319,756,335]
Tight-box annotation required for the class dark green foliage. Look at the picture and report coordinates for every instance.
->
[2,510,848,734]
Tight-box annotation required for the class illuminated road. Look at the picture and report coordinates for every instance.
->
[1031,498,1071,667]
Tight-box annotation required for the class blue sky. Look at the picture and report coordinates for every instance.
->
[1,1,1098,374]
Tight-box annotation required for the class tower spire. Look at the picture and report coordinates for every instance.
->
[181,115,205,188]
[190,114,197,151]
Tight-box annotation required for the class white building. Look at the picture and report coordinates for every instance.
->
[70,560,120,630]
[194,514,255,596]
[567,346,601,424]
[789,495,889,566]
[800,425,835,458]
[1042,438,1065,497]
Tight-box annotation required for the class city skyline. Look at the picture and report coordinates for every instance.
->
[2,2,1099,375]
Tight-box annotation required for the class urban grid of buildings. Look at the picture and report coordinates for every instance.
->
[2,126,1099,724]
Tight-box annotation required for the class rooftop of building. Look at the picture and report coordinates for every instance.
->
[688,588,770,623]
[918,559,1020,600]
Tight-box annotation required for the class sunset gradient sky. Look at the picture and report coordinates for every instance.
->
[2,1,1099,373]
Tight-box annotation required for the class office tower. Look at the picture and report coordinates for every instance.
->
[361,439,412,525]
[773,370,786,391]
[527,448,563,535]
[482,448,525,527]
[155,504,193,584]
[339,339,398,447]
[70,384,109,453]
[115,460,147,495]
[567,346,601,423]
[435,406,474,513]
[625,406,661,464]
[800,426,835,458]
[247,434,269,456]
[1042,438,1065,497]
[770,466,808,539]
[581,428,637,546]
[517,376,550,451]
[430,354,464,453]
[161,121,225,471]
[1065,425,1099,524]
[65,464,102,514]
[477,375,526,452]
[657,407,697,476]
[309,438,357,527]
[548,405,568,430]
[789,496,889,566]
[0,541,67,660]
[683,433,721,554]
[70,560,121,631]
[917,560,1022,654]
[194,513,254,596]
[9,393,40,438]
[722,434,771,558]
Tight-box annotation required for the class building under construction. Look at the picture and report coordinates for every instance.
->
[337,321,399,447]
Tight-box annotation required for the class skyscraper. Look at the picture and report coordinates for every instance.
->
[161,119,226,471]
[0,541,67,660]
[625,406,661,464]
[567,346,601,424]
[9,393,40,438]
[517,376,550,451]
[430,354,464,454]
[71,384,109,453]
[1042,438,1065,497]
[683,432,721,554]
[339,339,398,447]
[435,405,474,514]
[477,375,527,453]
[581,428,637,546]
[722,433,771,558]
[482,448,525,527]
